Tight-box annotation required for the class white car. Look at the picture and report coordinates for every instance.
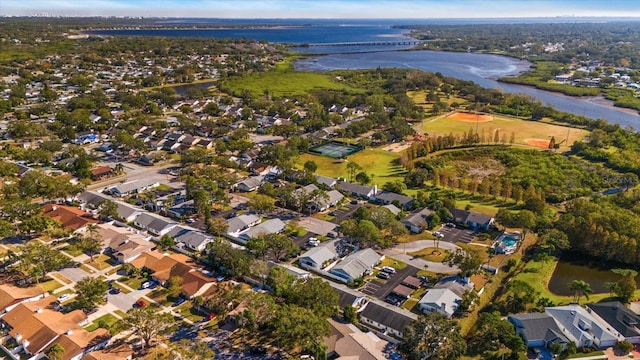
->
[381,266,396,274]
[57,294,71,302]
[433,231,444,238]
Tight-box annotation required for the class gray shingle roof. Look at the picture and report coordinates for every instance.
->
[508,312,567,344]
[586,302,640,338]
[360,302,414,333]
[330,249,381,281]
[240,218,286,240]
[226,214,261,234]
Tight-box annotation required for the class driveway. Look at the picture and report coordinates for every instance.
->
[58,267,92,283]
[107,292,138,312]
[436,226,475,243]
[381,240,461,274]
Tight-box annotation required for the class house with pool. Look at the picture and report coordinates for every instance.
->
[493,231,522,255]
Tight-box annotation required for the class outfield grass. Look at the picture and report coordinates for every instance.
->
[422,112,589,151]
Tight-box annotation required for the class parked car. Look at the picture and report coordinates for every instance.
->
[57,294,71,302]
[133,300,147,308]
[377,272,390,280]
[172,298,186,307]
[381,266,396,274]
[445,222,455,228]
[350,199,359,205]
[109,287,121,295]
[433,231,444,238]
[307,238,320,247]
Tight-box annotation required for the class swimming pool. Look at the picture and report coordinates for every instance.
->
[502,236,518,247]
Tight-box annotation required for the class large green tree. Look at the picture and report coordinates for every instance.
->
[399,312,466,360]
[74,277,109,311]
[117,306,175,348]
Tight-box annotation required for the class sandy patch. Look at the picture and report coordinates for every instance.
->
[524,138,551,149]
[381,142,412,153]
[445,112,494,122]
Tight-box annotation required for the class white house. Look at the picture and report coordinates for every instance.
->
[545,305,617,349]
[329,248,382,283]
[299,240,340,270]
[417,288,461,318]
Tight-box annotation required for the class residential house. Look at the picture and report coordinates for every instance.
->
[234,176,263,192]
[166,200,196,219]
[586,302,640,344]
[545,305,617,349]
[417,288,461,318]
[315,175,338,188]
[373,191,415,210]
[108,179,159,197]
[130,251,214,298]
[1,296,109,360]
[248,162,272,176]
[382,204,401,216]
[238,218,286,243]
[308,190,344,213]
[449,208,494,230]
[402,208,434,234]
[0,284,45,314]
[336,181,377,200]
[72,131,98,145]
[324,318,388,360]
[359,302,417,339]
[401,276,422,290]
[41,204,98,233]
[391,285,414,300]
[96,223,154,263]
[299,239,340,270]
[329,248,382,283]
[508,312,570,348]
[168,226,213,252]
[133,212,177,236]
[226,214,261,238]
[90,166,113,181]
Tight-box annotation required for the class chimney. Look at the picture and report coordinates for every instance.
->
[35,308,42,313]
[66,329,73,335]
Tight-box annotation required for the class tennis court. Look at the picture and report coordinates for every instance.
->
[308,141,363,158]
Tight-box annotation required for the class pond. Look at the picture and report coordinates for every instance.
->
[547,260,639,296]
[169,81,217,96]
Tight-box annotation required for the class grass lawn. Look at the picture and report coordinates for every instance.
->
[40,278,63,292]
[85,254,112,271]
[416,269,441,278]
[402,298,418,311]
[222,70,364,98]
[380,257,407,270]
[80,264,97,274]
[175,303,206,323]
[63,245,84,257]
[115,310,127,318]
[422,112,589,151]
[85,314,118,332]
[566,351,605,359]
[408,247,450,262]
[51,272,73,285]
[106,265,121,276]
[120,276,145,291]
[297,147,406,185]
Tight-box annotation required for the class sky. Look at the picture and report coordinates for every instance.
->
[2,0,640,18]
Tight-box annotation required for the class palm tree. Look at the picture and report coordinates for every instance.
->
[569,280,593,304]
[605,282,619,299]
[114,162,124,175]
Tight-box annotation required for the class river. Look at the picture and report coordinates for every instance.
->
[294,50,640,129]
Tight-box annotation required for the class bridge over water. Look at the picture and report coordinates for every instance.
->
[293,40,423,47]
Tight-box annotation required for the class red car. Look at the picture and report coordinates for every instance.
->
[134,300,147,308]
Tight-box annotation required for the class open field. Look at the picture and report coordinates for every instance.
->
[222,70,364,98]
[422,112,589,151]
[297,148,406,184]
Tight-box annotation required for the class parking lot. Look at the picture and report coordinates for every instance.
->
[436,225,476,243]
[330,201,364,224]
[360,264,420,300]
